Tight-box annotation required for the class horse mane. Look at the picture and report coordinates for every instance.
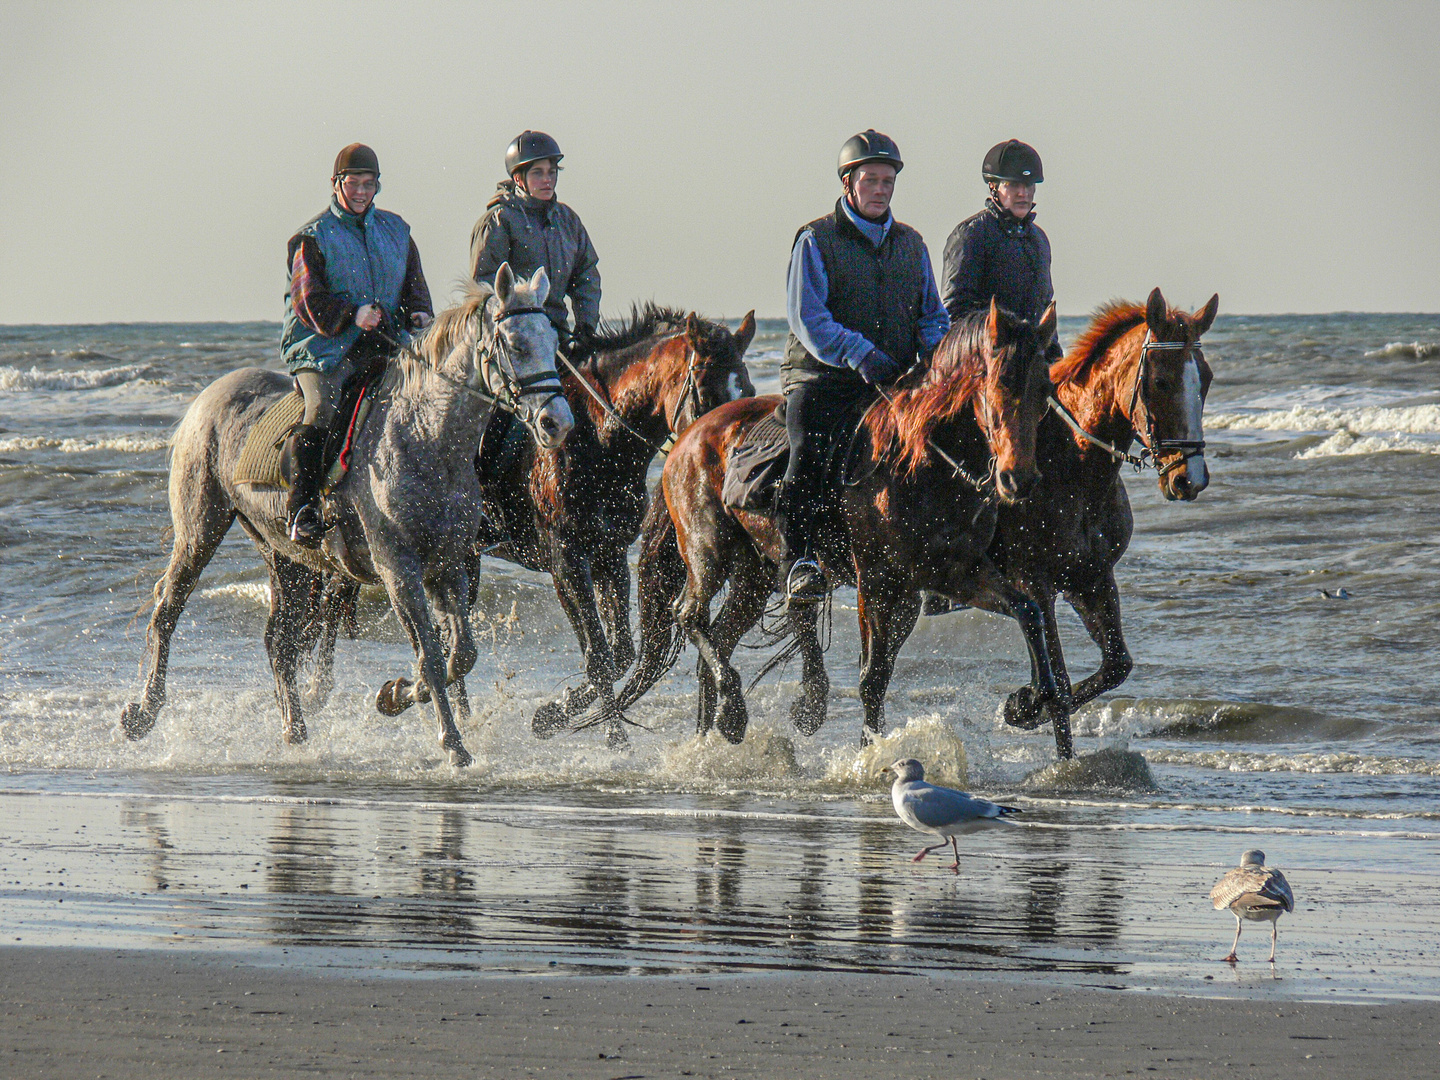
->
[407,282,492,371]
[868,311,991,475]
[587,303,735,385]
[1051,300,1146,385]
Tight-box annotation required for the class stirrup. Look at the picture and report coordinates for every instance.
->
[784,558,827,606]
[288,503,325,548]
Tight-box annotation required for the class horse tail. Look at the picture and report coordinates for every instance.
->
[616,490,688,710]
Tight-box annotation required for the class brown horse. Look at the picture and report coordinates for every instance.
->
[312,306,757,751]
[977,287,1218,731]
[625,301,1068,751]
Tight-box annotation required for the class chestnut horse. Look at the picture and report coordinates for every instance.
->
[627,301,1069,751]
[312,307,757,751]
[977,288,1218,731]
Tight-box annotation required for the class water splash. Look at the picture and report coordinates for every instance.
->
[1021,744,1157,794]
[659,724,801,786]
[822,715,970,789]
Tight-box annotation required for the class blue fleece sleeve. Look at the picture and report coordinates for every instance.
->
[786,230,878,368]
[916,246,950,353]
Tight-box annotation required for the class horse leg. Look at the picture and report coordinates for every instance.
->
[120,463,236,740]
[785,600,831,737]
[542,542,627,749]
[704,560,772,744]
[981,571,1073,758]
[265,555,321,744]
[1003,586,1072,730]
[373,564,472,767]
[304,579,359,711]
[594,542,636,677]
[1065,572,1134,711]
[856,575,921,743]
[616,496,690,711]
[677,563,747,744]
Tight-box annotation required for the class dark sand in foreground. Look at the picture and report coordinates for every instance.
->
[2,948,1435,1079]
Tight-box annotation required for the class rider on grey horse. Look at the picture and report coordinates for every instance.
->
[279,143,434,547]
[778,129,950,607]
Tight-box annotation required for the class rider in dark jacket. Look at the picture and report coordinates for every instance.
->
[941,139,1061,360]
[778,130,950,606]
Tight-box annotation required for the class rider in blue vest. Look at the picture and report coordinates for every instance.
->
[279,143,433,546]
[778,130,950,606]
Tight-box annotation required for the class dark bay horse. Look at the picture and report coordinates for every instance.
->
[315,306,757,751]
[977,288,1218,731]
[120,265,574,766]
[625,301,1068,751]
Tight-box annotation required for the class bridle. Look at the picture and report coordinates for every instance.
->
[481,304,566,422]
[1047,329,1208,476]
[1129,331,1207,477]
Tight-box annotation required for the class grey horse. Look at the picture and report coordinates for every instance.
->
[120,263,574,766]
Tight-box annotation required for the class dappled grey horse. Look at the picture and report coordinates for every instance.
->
[120,264,574,766]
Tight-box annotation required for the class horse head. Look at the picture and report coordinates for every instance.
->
[481,262,575,450]
[1134,287,1218,501]
[671,310,757,432]
[976,298,1056,504]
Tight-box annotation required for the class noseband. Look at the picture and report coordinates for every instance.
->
[484,304,565,417]
[1129,332,1207,476]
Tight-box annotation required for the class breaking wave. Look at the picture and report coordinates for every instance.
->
[1295,430,1440,458]
[0,434,170,453]
[1144,747,1440,777]
[1363,341,1440,360]
[0,363,157,392]
[1206,402,1440,436]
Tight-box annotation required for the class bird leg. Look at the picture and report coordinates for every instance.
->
[912,840,951,864]
[1268,921,1278,964]
[947,835,961,873]
[1223,914,1242,962]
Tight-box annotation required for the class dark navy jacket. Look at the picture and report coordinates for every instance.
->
[941,198,1055,332]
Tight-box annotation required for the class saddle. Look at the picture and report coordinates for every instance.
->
[720,397,874,512]
[232,361,385,491]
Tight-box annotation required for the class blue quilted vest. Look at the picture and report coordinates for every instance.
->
[280,198,411,373]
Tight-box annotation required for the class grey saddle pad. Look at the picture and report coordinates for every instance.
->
[721,405,789,512]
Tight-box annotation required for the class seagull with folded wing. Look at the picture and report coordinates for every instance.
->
[883,758,1021,872]
[1210,849,1295,962]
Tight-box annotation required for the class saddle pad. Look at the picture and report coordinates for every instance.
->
[233,390,304,488]
[721,406,789,511]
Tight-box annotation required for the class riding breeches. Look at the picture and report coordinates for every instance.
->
[776,365,872,560]
[294,333,390,429]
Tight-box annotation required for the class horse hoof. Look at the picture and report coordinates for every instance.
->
[119,702,153,741]
[532,701,568,740]
[790,693,827,737]
[375,678,415,717]
[284,720,308,745]
[717,701,748,745]
[447,744,474,768]
[1003,686,1046,730]
[605,724,630,752]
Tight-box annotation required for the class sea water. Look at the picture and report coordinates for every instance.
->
[1,313,1438,998]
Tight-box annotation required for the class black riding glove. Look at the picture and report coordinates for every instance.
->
[855,347,902,385]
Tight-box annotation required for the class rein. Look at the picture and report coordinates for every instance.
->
[870,383,998,500]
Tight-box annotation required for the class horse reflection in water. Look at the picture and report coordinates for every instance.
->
[119,264,573,766]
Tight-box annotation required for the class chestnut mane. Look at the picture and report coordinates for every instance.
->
[867,311,991,475]
[1050,300,1146,386]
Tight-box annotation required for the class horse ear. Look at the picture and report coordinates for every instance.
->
[529,265,551,307]
[685,311,702,345]
[1037,302,1057,347]
[1194,293,1219,336]
[494,262,515,305]
[1145,287,1167,330]
[987,296,1002,347]
[735,310,756,354]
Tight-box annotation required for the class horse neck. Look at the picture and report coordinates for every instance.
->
[589,334,686,444]
[1054,326,1143,455]
[386,352,489,467]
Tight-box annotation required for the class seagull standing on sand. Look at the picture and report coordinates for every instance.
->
[1209,849,1295,963]
[883,758,1022,872]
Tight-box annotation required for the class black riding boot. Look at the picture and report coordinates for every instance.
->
[285,424,328,548]
[774,501,827,607]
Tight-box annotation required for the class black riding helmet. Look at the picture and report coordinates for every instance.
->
[837,129,903,179]
[982,139,1043,184]
[333,143,380,179]
[506,131,564,176]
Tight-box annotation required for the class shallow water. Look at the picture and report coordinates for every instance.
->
[2,312,1439,997]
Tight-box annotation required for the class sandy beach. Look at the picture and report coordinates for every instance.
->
[2,947,1436,1079]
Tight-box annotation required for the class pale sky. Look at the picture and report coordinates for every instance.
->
[2,0,1436,324]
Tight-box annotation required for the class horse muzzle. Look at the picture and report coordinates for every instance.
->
[995,466,1040,505]
[532,396,575,450]
[1160,453,1209,501]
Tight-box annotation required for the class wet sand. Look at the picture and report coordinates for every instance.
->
[3,947,1437,1079]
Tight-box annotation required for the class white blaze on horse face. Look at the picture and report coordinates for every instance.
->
[727,371,745,402]
[1182,357,1209,488]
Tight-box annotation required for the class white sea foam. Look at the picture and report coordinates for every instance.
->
[1295,430,1440,458]
[198,582,273,606]
[0,434,170,453]
[1363,341,1440,359]
[1144,746,1440,777]
[0,363,157,392]
[1207,402,1440,436]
